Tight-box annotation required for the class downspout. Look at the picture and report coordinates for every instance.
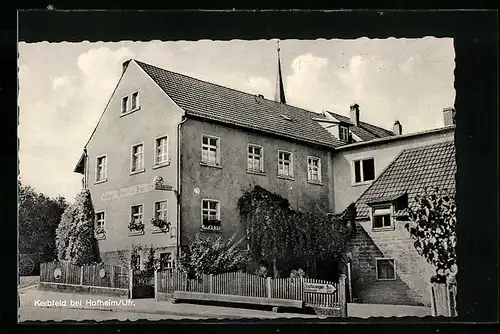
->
[176,115,188,261]
[339,256,353,303]
[83,148,88,189]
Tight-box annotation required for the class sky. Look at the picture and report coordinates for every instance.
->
[18,38,455,202]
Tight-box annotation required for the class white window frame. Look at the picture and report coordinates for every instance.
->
[247,144,264,173]
[95,211,105,239]
[352,157,376,185]
[307,156,322,183]
[201,199,221,230]
[375,258,396,281]
[370,205,395,231]
[277,150,293,178]
[131,91,139,110]
[201,134,220,166]
[154,200,168,221]
[121,91,140,116]
[130,143,145,174]
[95,154,107,183]
[121,95,129,114]
[130,204,144,225]
[154,135,169,167]
[339,125,349,142]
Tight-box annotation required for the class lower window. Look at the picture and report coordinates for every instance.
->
[159,252,172,270]
[201,199,221,230]
[376,258,396,280]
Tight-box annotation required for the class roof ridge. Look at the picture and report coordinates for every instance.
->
[134,59,315,117]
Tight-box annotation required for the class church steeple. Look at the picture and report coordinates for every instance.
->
[274,41,286,104]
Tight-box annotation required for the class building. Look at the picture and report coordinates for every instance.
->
[73,48,362,268]
[334,109,456,306]
[73,45,455,307]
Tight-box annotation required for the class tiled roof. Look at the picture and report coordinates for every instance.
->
[325,111,395,141]
[354,140,456,219]
[135,60,344,148]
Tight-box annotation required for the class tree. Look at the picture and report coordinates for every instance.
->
[55,189,101,265]
[237,185,356,278]
[178,233,249,279]
[18,180,68,259]
[405,187,457,283]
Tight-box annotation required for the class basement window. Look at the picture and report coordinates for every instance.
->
[376,258,396,280]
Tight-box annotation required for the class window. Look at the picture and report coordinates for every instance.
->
[95,155,107,182]
[201,199,220,230]
[353,158,375,183]
[278,150,293,177]
[154,136,168,165]
[121,96,129,113]
[154,201,168,221]
[372,206,393,230]
[131,92,139,110]
[159,252,172,270]
[339,126,349,142]
[307,156,322,182]
[131,144,144,173]
[95,212,105,237]
[376,259,396,280]
[201,135,219,165]
[121,92,140,114]
[247,144,263,172]
[131,205,143,225]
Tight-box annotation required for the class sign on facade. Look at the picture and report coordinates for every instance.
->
[304,282,336,294]
[101,180,174,201]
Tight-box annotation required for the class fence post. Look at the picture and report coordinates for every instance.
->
[266,277,272,299]
[129,268,133,299]
[80,265,84,285]
[339,274,347,317]
[209,274,213,294]
[110,265,115,288]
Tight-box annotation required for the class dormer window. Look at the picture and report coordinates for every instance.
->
[370,205,396,231]
[339,125,349,142]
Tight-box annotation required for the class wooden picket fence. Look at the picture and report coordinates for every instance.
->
[156,269,345,308]
[40,261,129,289]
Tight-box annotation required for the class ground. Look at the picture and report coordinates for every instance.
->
[18,281,432,320]
[18,276,39,289]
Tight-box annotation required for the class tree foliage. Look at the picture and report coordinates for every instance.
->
[406,187,457,283]
[55,189,101,265]
[18,180,68,259]
[237,185,356,278]
[178,234,249,279]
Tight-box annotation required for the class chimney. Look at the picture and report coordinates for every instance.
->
[393,120,402,135]
[443,107,456,126]
[122,59,131,74]
[350,104,360,126]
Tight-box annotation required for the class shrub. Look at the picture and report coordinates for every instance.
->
[55,189,100,266]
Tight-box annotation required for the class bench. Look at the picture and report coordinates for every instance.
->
[173,291,304,309]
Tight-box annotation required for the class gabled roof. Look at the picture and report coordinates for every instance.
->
[353,140,456,219]
[135,60,344,149]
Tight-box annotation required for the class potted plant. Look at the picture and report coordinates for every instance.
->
[128,220,145,232]
[203,219,221,230]
[95,226,105,236]
[150,218,170,232]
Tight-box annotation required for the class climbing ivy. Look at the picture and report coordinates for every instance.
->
[237,185,356,278]
[406,187,457,283]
